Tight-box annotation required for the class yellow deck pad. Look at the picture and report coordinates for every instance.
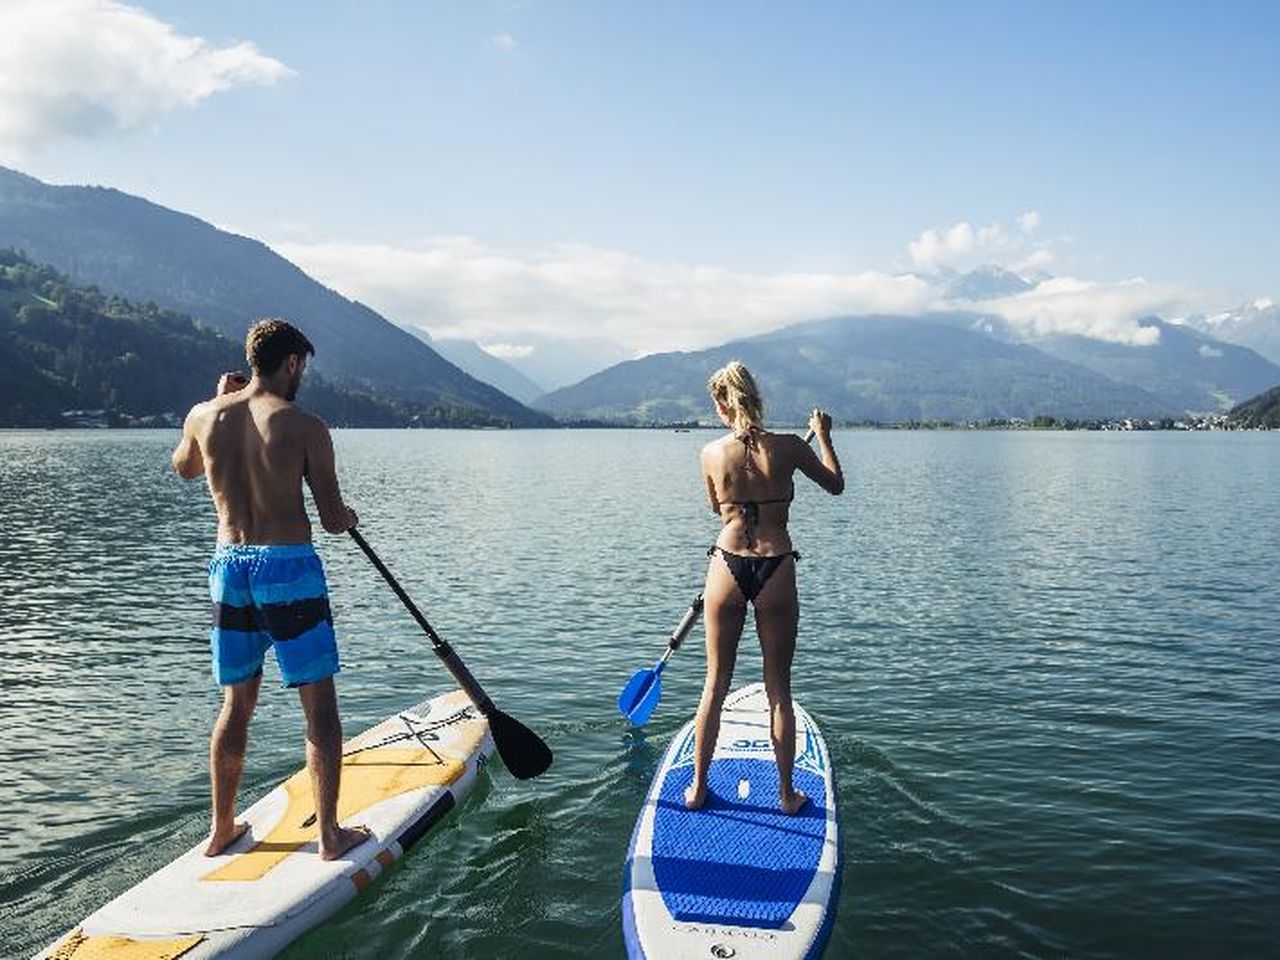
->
[50,929,203,960]
[203,747,464,882]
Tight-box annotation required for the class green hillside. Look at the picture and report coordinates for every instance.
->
[0,251,502,428]
[1228,382,1280,428]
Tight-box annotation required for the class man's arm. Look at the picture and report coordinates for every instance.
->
[303,418,358,534]
[172,407,205,480]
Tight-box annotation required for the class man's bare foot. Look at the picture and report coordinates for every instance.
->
[320,824,372,861]
[684,784,707,811]
[779,790,808,815]
[204,821,250,856]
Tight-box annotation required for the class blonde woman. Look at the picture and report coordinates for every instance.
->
[687,361,844,814]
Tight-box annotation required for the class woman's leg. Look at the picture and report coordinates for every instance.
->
[754,557,806,814]
[686,555,747,810]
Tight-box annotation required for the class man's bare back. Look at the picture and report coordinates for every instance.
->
[173,367,354,544]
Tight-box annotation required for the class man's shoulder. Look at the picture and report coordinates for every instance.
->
[274,403,328,438]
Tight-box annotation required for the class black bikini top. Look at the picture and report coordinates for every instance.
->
[720,428,792,547]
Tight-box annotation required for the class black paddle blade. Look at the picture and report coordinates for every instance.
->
[488,707,553,780]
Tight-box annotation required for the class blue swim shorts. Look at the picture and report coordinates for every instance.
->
[208,544,340,688]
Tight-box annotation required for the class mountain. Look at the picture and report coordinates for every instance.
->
[538,313,1171,423]
[1180,299,1280,367]
[403,328,546,405]
[1228,382,1280,428]
[0,251,438,427]
[944,264,1034,301]
[0,166,550,426]
[1027,318,1280,413]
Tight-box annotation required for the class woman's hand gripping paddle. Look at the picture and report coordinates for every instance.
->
[617,594,704,725]
[349,527,553,780]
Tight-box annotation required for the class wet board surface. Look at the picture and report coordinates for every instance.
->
[37,688,492,960]
[623,683,840,960]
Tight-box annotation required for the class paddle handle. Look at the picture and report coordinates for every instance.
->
[348,527,497,716]
[664,594,704,657]
[803,428,815,443]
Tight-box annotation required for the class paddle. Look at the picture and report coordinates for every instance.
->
[617,593,705,725]
[348,527,553,780]
[617,427,818,725]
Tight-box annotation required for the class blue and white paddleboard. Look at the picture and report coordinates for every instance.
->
[623,682,840,960]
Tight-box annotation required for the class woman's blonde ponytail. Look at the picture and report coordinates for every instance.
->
[707,361,764,438]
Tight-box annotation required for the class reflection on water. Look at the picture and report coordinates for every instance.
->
[1,429,1277,958]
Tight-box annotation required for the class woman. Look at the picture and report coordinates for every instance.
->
[686,361,844,814]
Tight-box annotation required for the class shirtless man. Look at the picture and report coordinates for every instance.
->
[172,318,369,860]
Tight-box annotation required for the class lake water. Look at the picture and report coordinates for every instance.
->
[1,429,1276,959]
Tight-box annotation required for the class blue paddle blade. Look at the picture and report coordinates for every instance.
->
[617,664,663,724]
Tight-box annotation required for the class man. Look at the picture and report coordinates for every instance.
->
[172,318,369,860]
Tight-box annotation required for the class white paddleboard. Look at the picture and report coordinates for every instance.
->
[623,682,840,960]
[37,687,492,960]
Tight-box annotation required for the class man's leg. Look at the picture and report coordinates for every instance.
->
[297,678,370,860]
[206,672,261,856]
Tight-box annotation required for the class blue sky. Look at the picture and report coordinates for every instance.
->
[2,1,1276,355]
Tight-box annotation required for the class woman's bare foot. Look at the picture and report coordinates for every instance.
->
[204,821,250,856]
[320,824,372,861]
[779,789,808,815]
[684,784,708,811]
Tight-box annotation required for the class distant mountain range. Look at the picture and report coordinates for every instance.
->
[538,313,1181,423]
[3,164,1275,427]
[1181,299,1280,367]
[0,165,550,427]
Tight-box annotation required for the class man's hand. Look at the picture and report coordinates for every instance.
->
[344,506,359,531]
[217,372,249,396]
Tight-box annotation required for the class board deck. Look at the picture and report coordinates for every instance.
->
[37,688,493,960]
[623,682,840,960]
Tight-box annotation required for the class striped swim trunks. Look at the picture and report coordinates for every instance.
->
[208,544,340,688]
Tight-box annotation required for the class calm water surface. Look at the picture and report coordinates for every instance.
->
[0,429,1276,959]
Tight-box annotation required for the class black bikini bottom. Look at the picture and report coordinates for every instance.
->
[708,546,800,603]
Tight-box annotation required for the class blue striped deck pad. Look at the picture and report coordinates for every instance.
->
[651,758,826,929]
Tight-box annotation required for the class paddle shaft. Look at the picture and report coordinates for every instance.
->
[657,594,704,667]
[348,527,496,717]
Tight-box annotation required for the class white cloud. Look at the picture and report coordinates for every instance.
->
[0,0,291,159]
[273,237,936,355]
[1010,247,1055,274]
[489,33,516,51]
[980,276,1186,346]
[907,212,1051,274]
[1198,344,1224,358]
